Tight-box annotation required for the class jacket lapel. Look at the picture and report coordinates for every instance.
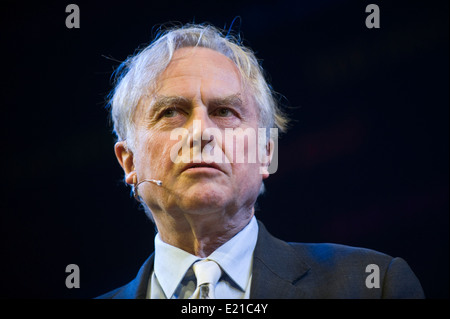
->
[250,221,311,299]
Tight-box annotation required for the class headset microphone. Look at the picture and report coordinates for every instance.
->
[138,179,163,187]
[133,175,163,201]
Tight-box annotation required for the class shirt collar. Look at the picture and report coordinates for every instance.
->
[153,216,258,299]
[208,216,258,291]
[153,234,199,299]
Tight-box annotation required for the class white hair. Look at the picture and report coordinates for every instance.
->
[108,23,288,151]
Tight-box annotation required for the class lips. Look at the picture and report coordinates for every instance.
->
[181,162,223,173]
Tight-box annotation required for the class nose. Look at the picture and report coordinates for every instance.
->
[185,105,218,160]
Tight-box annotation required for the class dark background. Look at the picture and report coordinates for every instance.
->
[1,0,448,299]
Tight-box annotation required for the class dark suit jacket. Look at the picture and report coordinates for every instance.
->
[96,220,424,299]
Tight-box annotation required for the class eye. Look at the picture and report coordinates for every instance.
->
[162,107,179,118]
[215,108,232,117]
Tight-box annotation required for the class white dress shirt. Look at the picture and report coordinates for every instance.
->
[147,216,259,299]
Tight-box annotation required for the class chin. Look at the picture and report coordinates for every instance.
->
[178,186,230,214]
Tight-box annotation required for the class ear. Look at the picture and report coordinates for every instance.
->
[260,138,275,180]
[114,141,135,185]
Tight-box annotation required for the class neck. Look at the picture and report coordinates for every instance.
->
[153,207,254,257]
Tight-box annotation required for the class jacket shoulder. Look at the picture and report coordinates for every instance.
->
[95,286,126,299]
[288,242,393,266]
[287,242,424,298]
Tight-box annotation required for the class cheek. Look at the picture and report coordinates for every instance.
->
[135,131,174,174]
[231,161,263,200]
[221,129,262,165]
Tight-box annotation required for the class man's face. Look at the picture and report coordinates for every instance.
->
[116,47,269,220]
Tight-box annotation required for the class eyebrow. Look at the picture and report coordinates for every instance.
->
[209,93,243,109]
[150,95,191,113]
[149,93,244,113]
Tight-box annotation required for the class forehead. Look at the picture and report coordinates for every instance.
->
[155,46,244,99]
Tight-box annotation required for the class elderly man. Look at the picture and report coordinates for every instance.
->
[97,24,424,299]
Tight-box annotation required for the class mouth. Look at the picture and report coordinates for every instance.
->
[181,162,224,173]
